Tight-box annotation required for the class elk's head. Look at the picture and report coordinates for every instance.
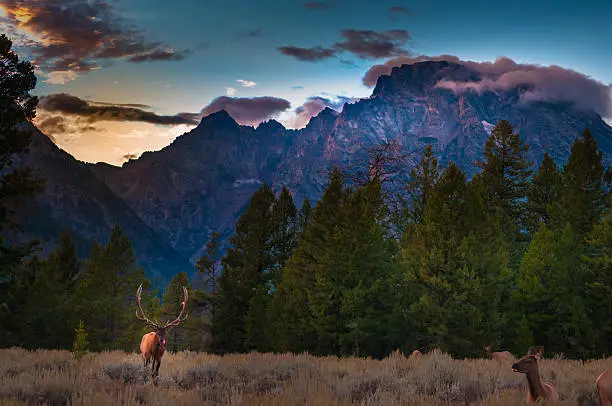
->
[527,346,544,360]
[512,354,539,375]
[135,284,188,351]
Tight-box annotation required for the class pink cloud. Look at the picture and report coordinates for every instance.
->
[363,55,612,118]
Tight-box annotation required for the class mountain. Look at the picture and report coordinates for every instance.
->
[12,130,192,285]
[25,60,612,276]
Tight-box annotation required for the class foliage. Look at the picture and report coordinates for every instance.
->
[72,320,89,359]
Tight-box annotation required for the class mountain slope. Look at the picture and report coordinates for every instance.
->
[86,60,612,265]
[13,131,192,284]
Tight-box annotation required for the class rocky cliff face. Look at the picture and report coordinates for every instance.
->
[13,131,192,285]
[28,60,612,277]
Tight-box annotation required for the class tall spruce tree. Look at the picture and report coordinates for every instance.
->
[72,225,152,351]
[515,223,592,357]
[212,183,276,353]
[161,272,193,351]
[553,128,606,237]
[526,153,560,235]
[271,168,347,353]
[403,144,441,226]
[584,211,612,356]
[475,120,533,236]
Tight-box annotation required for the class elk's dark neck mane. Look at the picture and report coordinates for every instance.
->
[525,368,547,399]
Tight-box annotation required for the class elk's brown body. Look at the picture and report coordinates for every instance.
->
[596,368,612,406]
[512,354,559,404]
[135,284,188,380]
[484,346,514,361]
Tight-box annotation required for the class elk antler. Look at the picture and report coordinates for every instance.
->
[164,286,188,329]
[136,284,160,329]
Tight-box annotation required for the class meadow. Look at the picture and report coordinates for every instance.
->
[0,348,607,405]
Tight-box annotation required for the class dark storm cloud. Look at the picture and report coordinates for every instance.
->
[302,1,331,10]
[363,55,612,118]
[279,29,410,62]
[278,46,337,61]
[38,93,199,125]
[200,96,291,126]
[1,0,192,78]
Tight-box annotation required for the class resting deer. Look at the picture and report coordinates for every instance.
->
[597,368,612,406]
[135,284,188,380]
[512,353,559,404]
[484,345,514,361]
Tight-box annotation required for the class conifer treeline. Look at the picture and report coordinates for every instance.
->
[212,121,612,359]
[1,34,611,358]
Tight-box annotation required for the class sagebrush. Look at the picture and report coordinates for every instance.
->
[0,348,607,405]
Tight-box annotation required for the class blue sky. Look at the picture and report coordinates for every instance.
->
[1,0,611,164]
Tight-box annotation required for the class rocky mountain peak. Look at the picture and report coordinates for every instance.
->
[372,60,479,98]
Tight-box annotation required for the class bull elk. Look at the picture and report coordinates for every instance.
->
[596,368,612,406]
[135,284,188,380]
[484,345,514,361]
[512,353,559,404]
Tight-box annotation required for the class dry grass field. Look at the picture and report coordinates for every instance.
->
[0,348,607,405]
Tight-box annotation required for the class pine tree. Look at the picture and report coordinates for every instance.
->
[18,231,80,348]
[269,186,298,286]
[72,320,89,359]
[297,198,313,235]
[475,120,533,235]
[584,211,612,355]
[403,144,441,226]
[514,223,591,357]
[72,225,152,351]
[161,272,192,351]
[527,153,560,234]
[196,231,221,311]
[553,128,606,237]
[271,168,347,353]
[212,183,276,353]
[0,34,44,339]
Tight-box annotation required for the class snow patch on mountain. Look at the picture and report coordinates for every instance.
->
[233,178,263,187]
[481,120,495,135]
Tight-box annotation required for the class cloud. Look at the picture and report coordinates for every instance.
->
[225,87,237,96]
[236,79,257,88]
[334,29,410,59]
[128,49,192,63]
[278,45,337,62]
[362,55,612,118]
[200,96,291,126]
[288,95,357,129]
[0,0,192,81]
[38,93,199,125]
[292,85,305,90]
[122,152,140,161]
[279,29,410,62]
[302,1,330,10]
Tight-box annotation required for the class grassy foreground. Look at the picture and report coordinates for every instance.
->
[0,348,607,405]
